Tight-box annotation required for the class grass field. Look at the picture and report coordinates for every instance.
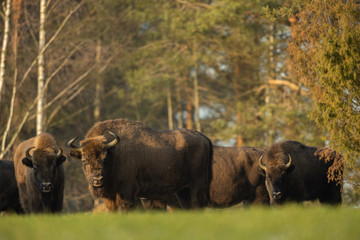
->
[0,205,359,240]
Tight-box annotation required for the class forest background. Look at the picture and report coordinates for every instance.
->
[0,0,359,212]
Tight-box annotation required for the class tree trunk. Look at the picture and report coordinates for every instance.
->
[1,0,22,158]
[193,67,201,132]
[37,0,46,135]
[235,111,244,146]
[93,39,102,121]
[167,86,173,130]
[175,79,183,128]
[233,62,244,146]
[193,40,201,132]
[265,23,275,145]
[186,94,193,129]
[0,0,12,102]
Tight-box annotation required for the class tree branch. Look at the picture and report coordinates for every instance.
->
[268,78,308,95]
[19,1,84,88]
[46,83,88,127]
[45,64,96,109]
[0,68,17,158]
[175,0,211,9]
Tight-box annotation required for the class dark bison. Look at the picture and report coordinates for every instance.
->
[141,146,269,209]
[14,133,66,213]
[68,118,213,211]
[0,160,23,213]
[209,145,269,206]
[258,140,342,205]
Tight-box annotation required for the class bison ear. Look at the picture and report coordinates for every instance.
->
[70,150,82,160]
[56,155,66,166]
[22,158,33,168]
[287,164,295,174]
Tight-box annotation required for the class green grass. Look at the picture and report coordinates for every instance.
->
[0,205,359,240]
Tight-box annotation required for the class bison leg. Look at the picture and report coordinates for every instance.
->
[103,198,118,211]
[319,183,342,205]
[115,183,138,211]
[175,188,192,209]
[115,193,135,211]
[17,183,31,213]
[188,176,210,208]
[190,187,209,208]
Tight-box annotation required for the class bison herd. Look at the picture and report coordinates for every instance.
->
[0,118,343,214]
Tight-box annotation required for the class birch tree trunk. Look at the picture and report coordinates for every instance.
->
[93,39,102,121]
[37,0,46,134]
[0,0,12,102]
[0,0,22,158]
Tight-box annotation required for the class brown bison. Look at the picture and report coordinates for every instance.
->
[161,145,269,209]
[0,160,23,213]
[68,118,213,211]
[258,141,342,205]
[14,133,66,213]
[209,145,269,206]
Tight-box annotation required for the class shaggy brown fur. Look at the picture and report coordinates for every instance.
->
[259,141,342,205]
[0,160,23,213]
[14,133,66,213]
[70,118,213,211]
[209,146,269,206]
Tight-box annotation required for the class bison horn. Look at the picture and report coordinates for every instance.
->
[56,147,63,158]
[25,146,35,161]
[285,154,292,169]
[67,137,82,150]
[258,155,267,171]
[105,131,120,149]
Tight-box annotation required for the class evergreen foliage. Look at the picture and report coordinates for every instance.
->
[286,0,360,190]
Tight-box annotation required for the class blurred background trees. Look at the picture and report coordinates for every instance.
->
[0,0,358,211]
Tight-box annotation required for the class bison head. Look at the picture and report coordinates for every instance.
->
[258,154,294,204]
[22,146,66,203]
[68,131,119,196]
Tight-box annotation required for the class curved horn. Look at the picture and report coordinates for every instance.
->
[285,154,292,169]
[56,147,63,158]
[67,137,82,150]
[105,131,120,149]
[258,155,267,171]
[25,146,35,161]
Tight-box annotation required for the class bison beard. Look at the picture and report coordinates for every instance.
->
[91,186,104,197]
[41,192,52,207]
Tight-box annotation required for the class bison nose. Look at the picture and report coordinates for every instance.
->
[92,176,104,187]
[41,182,53,193]
[272,191,282,200]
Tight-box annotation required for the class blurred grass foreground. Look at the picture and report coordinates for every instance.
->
[0,205,359,240]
